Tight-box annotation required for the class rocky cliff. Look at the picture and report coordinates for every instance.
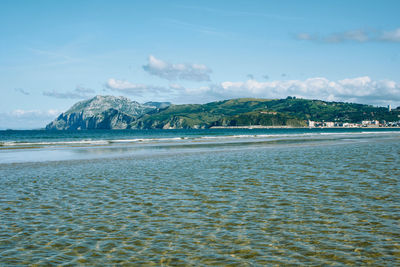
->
[46,95,170,130]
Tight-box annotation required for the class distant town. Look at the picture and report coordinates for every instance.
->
[308,105,400,128]
[308,120,400,128]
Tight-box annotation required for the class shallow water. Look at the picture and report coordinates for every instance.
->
[0,130,399,265]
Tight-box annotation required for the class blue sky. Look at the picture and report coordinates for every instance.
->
[1,0,400,129]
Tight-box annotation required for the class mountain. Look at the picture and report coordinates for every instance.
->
[45,95,169,130]
[46,96,399,130]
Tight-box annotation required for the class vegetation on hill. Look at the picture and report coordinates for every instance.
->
[212,111,306,127]
[47,95,400,130]
[132,97,399,129]
[263,98,398,122]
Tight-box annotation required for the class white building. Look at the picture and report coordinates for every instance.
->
[362,120,380,127]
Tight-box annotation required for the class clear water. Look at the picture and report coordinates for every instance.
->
[0,129,399,265]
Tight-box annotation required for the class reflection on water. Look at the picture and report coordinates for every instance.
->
[0,136,399,265]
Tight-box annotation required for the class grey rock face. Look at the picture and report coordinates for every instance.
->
[46,95,168,130]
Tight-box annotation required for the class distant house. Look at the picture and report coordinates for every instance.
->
[260,111,277,115]
[342,123,359,128]
[362,120,379,127]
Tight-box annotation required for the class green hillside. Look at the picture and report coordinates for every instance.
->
[262,98,398,122]
[131,97,399,129]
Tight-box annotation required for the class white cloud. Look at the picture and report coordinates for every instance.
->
[0,109,62,129]
[43,86,95,99]
[297,27,400,43]
[296,33,314,41]
[381,28,400,42]
[169,83,185,90]
[104,76,400,107]
[106,78,143,91]
[211,76,400,106]
[75,86,95,94]
[142,55,212,81]
[10,109,61,118]
[327,30,369,43]
[105,78,171,96]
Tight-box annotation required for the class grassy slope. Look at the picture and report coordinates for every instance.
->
[133,99,275,128]
[266,98,398,122]
[133,98,399,128]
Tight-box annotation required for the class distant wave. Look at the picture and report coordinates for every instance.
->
[1,140,111,146]
[1,130,399,149]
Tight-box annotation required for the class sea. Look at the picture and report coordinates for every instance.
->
[0,128,399,265]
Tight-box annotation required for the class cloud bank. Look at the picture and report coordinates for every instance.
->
[103,76,400,107]
[9,109,61,118]
[211,76,400,106]
[142,55,212,81]
[296,27,400,43]
[105,56,400,107]
[0,109,62,129]
[105,78,171,96]
[43,86,96,99]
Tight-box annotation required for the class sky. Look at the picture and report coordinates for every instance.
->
[1,0,400,129]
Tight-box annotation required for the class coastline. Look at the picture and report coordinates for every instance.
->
[210,125,400,129]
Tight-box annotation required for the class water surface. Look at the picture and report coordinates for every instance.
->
[0,129,399,265]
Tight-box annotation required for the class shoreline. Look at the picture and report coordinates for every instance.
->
[210,125,400,129]
[1,126,400,131]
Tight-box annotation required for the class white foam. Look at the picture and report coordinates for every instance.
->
[1,140,110,146]
[1,130,398,148]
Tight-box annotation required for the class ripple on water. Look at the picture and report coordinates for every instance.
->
[0,139,399,265]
